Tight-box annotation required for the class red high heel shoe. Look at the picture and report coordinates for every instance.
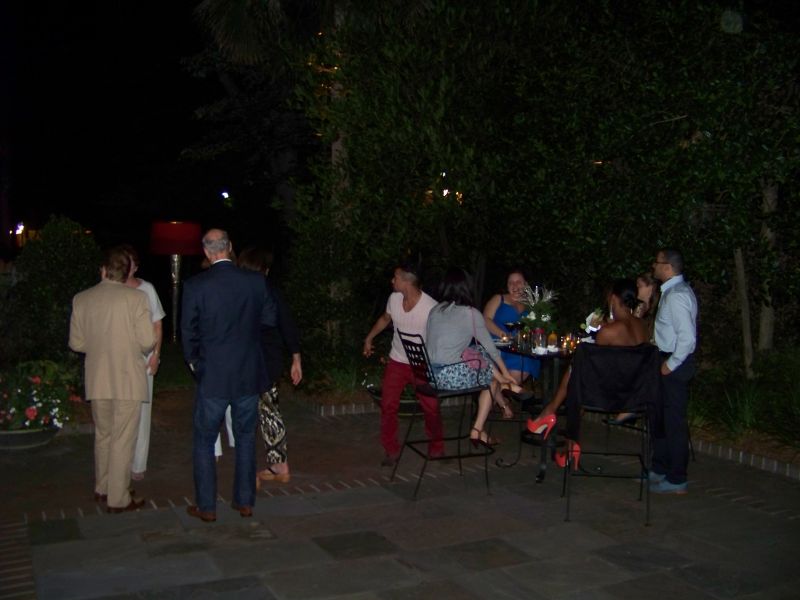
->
[526,414,556,440]
[555,441,581,470]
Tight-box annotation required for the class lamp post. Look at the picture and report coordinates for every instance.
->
[150,221,202,343]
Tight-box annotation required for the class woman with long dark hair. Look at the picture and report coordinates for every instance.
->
[426,268,523,447]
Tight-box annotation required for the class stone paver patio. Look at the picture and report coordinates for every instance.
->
[2,388,800,599]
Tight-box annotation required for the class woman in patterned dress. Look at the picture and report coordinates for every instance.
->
[426,268,522,448]
[238,247,302,485]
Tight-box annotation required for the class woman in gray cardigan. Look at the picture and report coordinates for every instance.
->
[426,268,520,448]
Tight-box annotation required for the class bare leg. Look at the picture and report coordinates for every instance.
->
[490,369,524,392]
[509,370,528,386]
[612,412,636,423]
[470,389,495,442]
[538,367,571,417]
[488,377,513,419]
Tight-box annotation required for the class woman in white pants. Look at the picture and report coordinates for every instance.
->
[122,245,165,481]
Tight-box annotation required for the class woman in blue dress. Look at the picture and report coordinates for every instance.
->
[483,269,541,416]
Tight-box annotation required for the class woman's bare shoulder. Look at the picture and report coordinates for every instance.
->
[596,321,623,345]
[483,293,502,312]
[597,319,646,346]
[632,316,649,343]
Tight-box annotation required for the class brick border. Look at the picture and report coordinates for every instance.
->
[581,412,800,482]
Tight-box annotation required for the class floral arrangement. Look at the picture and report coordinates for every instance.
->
[519,284,557,331]
[0,360,82,430]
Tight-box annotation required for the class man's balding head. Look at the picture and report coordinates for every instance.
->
[202,229,231,260]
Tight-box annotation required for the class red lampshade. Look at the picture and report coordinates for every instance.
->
[150,221,203,255]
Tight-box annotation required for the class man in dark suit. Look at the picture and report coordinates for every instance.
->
[181,228,276,521]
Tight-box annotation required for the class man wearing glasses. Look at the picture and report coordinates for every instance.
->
[650,248,698,494]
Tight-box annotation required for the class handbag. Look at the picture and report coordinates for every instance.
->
[461,346,488,369]
[461,309,488,369]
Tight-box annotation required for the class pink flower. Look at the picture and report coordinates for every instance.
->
[69,394,82,403]
[25,406,38,420]
[29,376,42,385]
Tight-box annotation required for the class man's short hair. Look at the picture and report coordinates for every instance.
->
[202,230,230,255]
[659,248,684,274]
[396,261,421,287]
[104,247,131,282]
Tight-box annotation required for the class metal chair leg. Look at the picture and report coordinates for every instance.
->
[413,456,429,500]
[392,402,418,482]
[483,445,491,495]
[456,395,470,475]
[564,440,572,522]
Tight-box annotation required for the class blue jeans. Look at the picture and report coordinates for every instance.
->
[193,392,259,512]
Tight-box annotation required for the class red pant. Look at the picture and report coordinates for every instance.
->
[380,359,444,457]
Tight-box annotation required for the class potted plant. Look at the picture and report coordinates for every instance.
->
[0,360,82,449]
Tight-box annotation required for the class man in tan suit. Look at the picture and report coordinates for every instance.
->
[69,247,154,512]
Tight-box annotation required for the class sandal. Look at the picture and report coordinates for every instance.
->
[256,466,291,489]
[470,427,499,449]
[500,383,534,404]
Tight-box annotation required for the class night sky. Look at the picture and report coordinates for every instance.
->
[2,1,222,248]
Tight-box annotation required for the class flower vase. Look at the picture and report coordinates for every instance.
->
[0,427,60,451]
[534,328,546,349]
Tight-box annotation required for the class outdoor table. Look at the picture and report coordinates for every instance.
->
[500,342,572,404]
[492,342,573,481]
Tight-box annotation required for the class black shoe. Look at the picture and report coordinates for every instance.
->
[501,388,534,403]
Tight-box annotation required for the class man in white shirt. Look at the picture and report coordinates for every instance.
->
[650,248,698,495]
[363,264,443,465]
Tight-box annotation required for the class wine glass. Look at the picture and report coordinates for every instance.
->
[504,321,521,346]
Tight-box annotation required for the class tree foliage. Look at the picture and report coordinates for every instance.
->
[286,0,799,372]
[192,0,799,377]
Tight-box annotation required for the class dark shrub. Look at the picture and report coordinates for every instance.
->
[0,216,101,366]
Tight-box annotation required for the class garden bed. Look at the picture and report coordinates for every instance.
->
[690,426,800,468]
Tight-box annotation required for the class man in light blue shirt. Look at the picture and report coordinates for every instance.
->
[650,248,697,494]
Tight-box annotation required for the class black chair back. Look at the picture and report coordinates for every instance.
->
[565,343,660,440]
[397,331,439,394]
[393,330,494,499]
